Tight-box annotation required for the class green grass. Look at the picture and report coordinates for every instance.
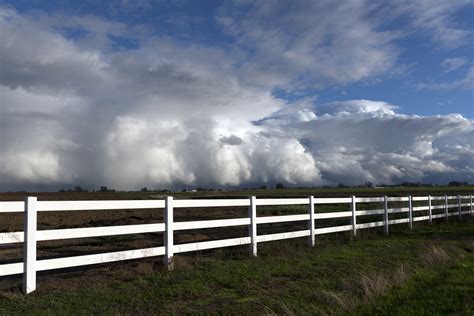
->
[352,258,474,316]
[0,219,473,315]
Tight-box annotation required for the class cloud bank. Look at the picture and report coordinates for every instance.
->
[0,4,473,190]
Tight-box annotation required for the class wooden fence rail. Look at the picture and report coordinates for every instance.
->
[0,194,472,294]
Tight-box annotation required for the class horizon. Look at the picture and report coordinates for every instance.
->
[0,0,473,191]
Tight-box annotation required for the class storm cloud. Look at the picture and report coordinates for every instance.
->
[0,4,473,190]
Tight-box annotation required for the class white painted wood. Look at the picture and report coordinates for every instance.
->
[164,196,174,270]
[413,216,430,222]
[257,230,310,243]
[383,196,389,235]
[388,218,410,225]
[412,206,429,211]
[37,200,165,211]
[471,195,473,215]
[37,247,165,271]
[1,193,470,290]
[356,209,385,216]
[249,196,257,257]
[387,197,410,202]
[174,237,251,253]
[315,225,353,235]
[355,197,384,203]
[173,199,250,208]
[315,197,352,204]
[255,198,309,206]
[357,221,385,229]
[39,223,166,241]
[432,204,460,210]
[174,218,250,230]
[0,223,166,244]
[408,195,413,230]
[458,195,462,219]
[351,196,357,237]
[257,214,310,224]
[308,196,315,247]
[412,196,428,201]
[23,197,37,294]
[444,195,449,221]
[428,195,432,223]
[314,211,352,219]
[0,262,23,276]
[387,207,410,213]
[0,201,24,213]
[0,232,23,244]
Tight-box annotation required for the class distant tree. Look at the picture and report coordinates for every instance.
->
[365,182,374,188]
[58,189,66,193]
[141,187,148,192]
[260,185,268,190]
[99,186,108,192]
[275,183,285,189]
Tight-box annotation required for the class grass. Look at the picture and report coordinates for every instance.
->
[0,218,472,315]
[353,257,474,315]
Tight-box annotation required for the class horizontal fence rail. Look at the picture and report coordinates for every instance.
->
[0,194,472,294]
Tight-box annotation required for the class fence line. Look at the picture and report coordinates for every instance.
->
[0,194,472,294]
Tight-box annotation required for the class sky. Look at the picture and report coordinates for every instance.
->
[0,0,473,191]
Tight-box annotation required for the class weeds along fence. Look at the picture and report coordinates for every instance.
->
[0,194,472,294]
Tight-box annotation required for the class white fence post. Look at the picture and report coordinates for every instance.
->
[308,196,315,247]
[164,196,174,271]
[471,194,473,216]
[383,196,389,235]
[249,196,257,257]
[444,195,448,221]
[351,196,357,237]
[23,196,37,294]
[458,195,462,219]
[428,195,432,224]
[408,195,413,230]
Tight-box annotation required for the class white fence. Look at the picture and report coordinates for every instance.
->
[0,194,472,294]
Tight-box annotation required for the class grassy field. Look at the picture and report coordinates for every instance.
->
[0,218,472,315]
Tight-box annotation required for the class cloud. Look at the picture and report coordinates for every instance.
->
[220,135,244,146]
[217,1,398,90]
[391,0,473,49]
[441,57,468,72]
[0,6,473,191]
[315,100,397,116]
[262,101,474,185]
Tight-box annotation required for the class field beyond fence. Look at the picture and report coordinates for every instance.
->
[0,193,472,295]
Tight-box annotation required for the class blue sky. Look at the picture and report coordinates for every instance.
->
[0,0,473,190]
